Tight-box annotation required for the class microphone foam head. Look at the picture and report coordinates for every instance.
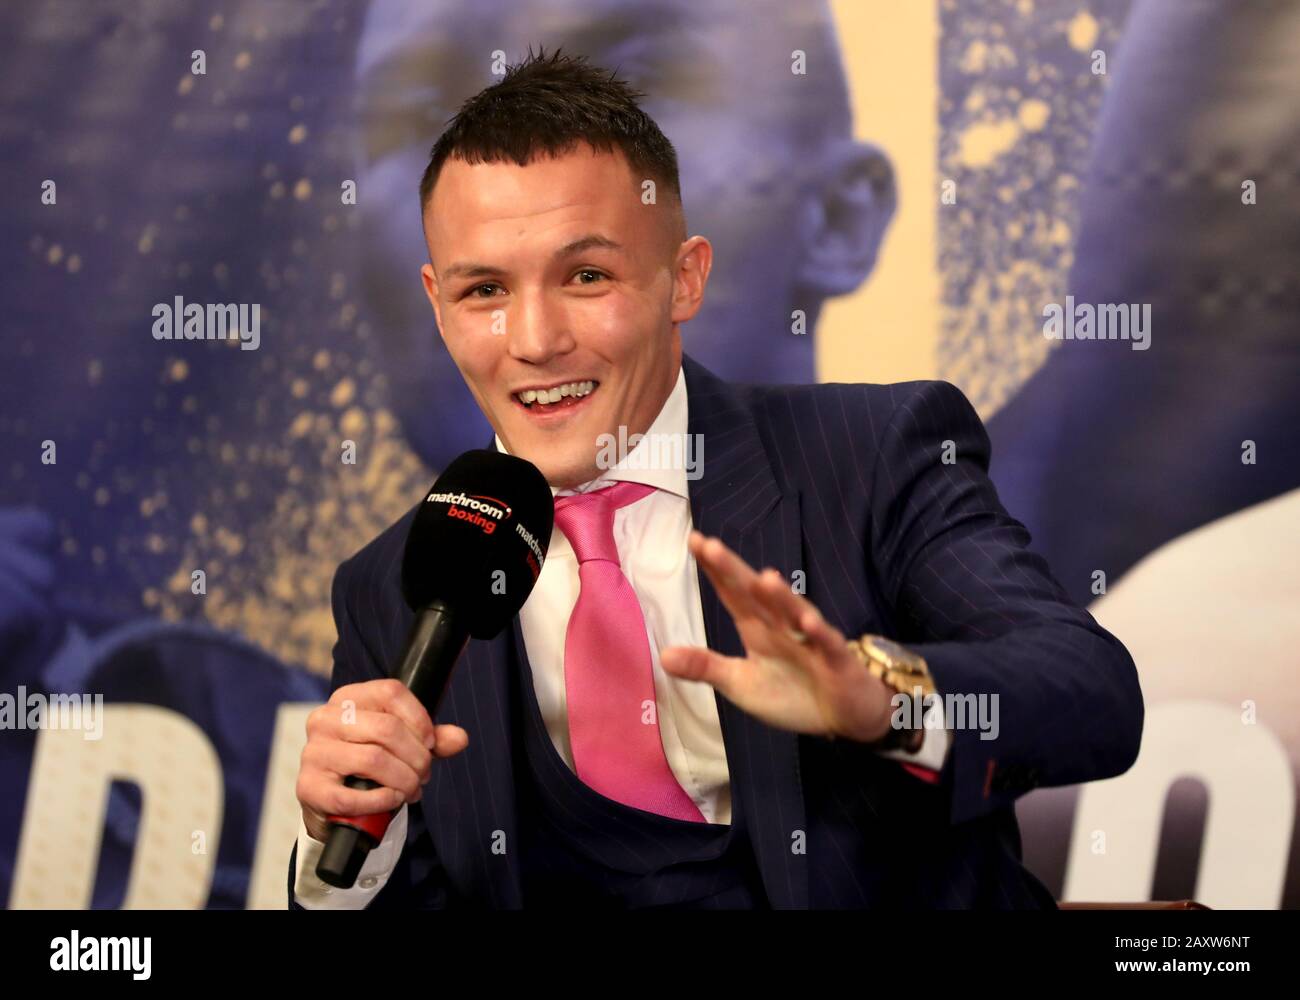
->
[402,449,553,639]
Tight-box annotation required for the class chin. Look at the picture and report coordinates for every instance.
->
[544,451,602,489]
[503,424,599,479]
[543,460,599,491]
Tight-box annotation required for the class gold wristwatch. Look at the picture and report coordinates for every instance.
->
[846,634,937,753]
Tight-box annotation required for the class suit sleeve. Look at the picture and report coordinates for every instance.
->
[867,380,1144,826]
[288,555,457,909]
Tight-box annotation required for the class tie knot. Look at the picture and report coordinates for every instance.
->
[553,480,656,563]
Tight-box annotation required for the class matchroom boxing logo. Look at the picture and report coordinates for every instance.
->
[424,488,545,580]
[426,490,510,535]
[421,486,543,585]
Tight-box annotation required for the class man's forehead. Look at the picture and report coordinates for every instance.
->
[426,148,642,240]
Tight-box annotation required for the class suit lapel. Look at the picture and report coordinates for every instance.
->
[424,354,809,909]
[682,355,811,909]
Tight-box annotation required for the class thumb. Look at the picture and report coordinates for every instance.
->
[661,645,745,697]
[431,724,469,758]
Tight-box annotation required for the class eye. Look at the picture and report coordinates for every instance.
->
[466,282,502,299]
[573,269,607,285]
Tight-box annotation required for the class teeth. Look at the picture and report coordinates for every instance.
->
[517,380,596,406]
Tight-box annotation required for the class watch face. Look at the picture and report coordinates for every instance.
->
[871,636,909,662]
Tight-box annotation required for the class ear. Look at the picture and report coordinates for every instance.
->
[669,235,713,325]
[794,139,897,296]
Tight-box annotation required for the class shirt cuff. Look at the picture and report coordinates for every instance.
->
[874,694,951,776]
[293,804,408,909]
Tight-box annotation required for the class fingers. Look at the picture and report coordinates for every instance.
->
[687,531,776,629]
[690,530,850,672]
[748,566,810,625]
[319,705,433,781]
[297,768,409,819]
[297,678,472,823]
[304,737,424,804]
[796,605,850,664]
[329,678,437,750]
[661,644,745,698]
[749,568,851,670]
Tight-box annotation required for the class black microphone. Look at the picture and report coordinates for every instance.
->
[315,449,553,888]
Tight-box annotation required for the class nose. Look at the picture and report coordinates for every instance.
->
[505,286,575,365]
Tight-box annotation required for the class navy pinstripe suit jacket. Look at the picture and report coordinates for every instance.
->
[289,353,1143,909]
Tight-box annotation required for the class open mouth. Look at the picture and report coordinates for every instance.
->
[513,379,599,414]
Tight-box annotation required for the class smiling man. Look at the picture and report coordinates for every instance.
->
[289,49,1143,910]
[418,132,691,492]
[351,0,892,471]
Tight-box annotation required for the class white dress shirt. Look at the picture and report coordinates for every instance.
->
[294,364,949,907]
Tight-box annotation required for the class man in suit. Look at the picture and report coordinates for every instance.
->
[289,48,1143,909]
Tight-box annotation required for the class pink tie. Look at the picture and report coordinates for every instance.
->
[553,481,707,823]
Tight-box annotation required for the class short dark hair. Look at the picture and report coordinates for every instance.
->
[418,47,682,220]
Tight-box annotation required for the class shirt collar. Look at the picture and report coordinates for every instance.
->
[493,364,690,500]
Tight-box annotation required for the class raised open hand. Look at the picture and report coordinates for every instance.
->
[660,530,893,744]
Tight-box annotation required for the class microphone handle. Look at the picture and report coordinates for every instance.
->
[314,601,469,889]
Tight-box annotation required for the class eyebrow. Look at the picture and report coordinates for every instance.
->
[440,234,625,282]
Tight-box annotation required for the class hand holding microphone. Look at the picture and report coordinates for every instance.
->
[296,449,553,888]
[296,678,468,843]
